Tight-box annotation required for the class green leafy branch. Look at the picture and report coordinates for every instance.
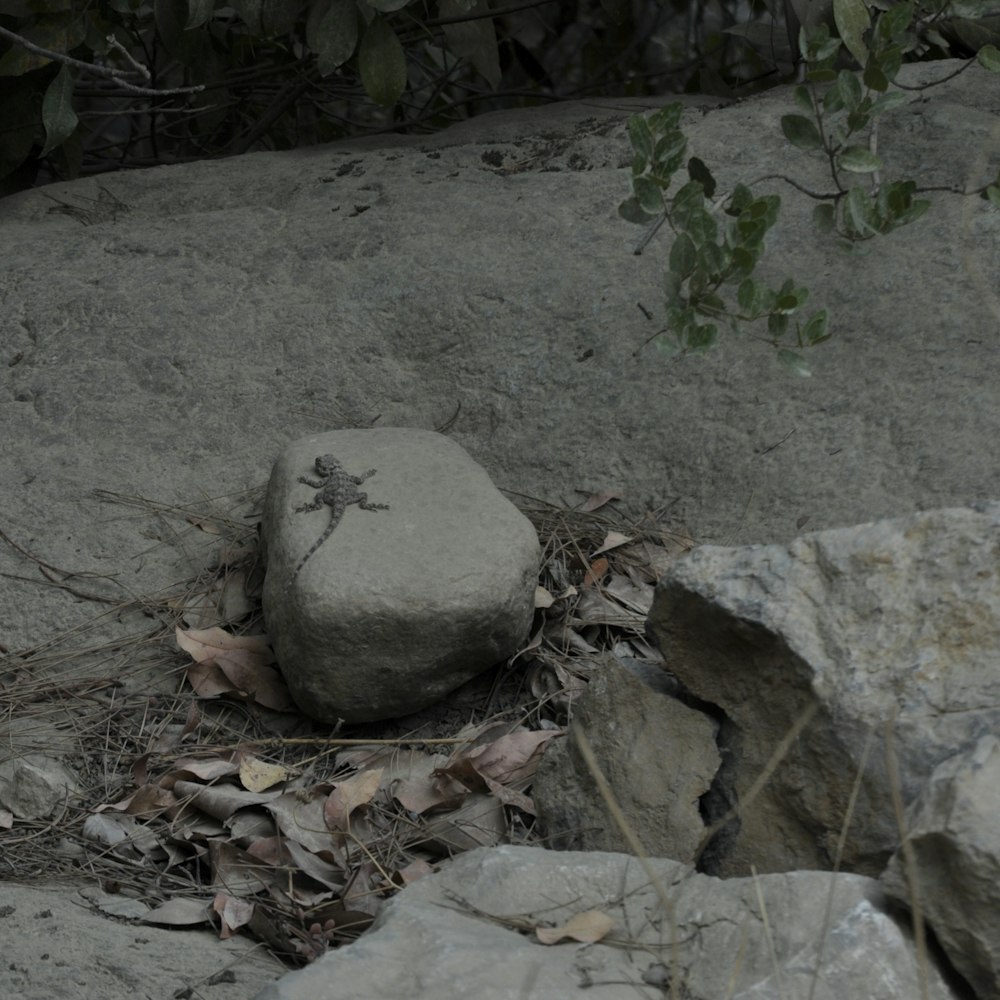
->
[620,0,1000,376]
[620,105,829,377]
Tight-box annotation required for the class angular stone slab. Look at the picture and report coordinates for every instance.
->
[647,502,1000,876]
[254,845,959,1000]
[262,428,539,722]
[534,653,719,860]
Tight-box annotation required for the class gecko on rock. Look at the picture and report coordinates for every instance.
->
[289,455,389,583]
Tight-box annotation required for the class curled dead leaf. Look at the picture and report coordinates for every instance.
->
[535,909,614,945]
[240,754,293,793]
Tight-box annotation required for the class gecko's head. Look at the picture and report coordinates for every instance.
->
[314,454,341,474]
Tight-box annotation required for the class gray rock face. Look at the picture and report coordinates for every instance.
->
[882,734,1000,1000]
[262,428,539,722]
[534,653,719,859]
[647,502,1000,877]
[253,845,959,1000]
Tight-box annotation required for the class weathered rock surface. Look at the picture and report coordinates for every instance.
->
[534,653,719,859]
[3,55,1000,1000]
[262,428,539,722]
[254,845,960,1000]
[882,734,1000,1000]
[2,881,280,1000]
[647,502,1000,877]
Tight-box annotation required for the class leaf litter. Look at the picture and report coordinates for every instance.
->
[0,481,694,965]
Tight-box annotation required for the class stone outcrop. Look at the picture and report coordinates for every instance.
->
[882,734,1000,999]
[646,502,1000,877]
[534,653,719,860]
[254,845,960,1000]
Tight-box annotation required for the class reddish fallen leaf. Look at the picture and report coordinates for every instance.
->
[536,909,614,944]
[582,556,609,588]
[213,892,254,937]
[393,858,435,886]
[393,771,468,814]
[176,627,293,712]
[124,783,178,818]
[465,729,560,786]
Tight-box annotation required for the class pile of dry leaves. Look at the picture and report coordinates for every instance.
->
[0,486,693,964]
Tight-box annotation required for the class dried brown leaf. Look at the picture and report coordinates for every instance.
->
[465,729,561,786]
[240,754,293,793]
[176,626,292,711]
[323,768,383,831]
[213,892,254,937]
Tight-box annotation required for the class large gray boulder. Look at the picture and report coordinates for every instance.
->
[647,502,1000,877]
[254,845,959,1000]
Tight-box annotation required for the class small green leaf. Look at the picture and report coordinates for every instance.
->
[778,349,813,377]
[627,115,654,159]
[986,185,1000,208]
[618,196,658,225]
[807,67,838,84]
[781,114,823,150]
[878,1,912,43]
[730,246,757,280]
[685,324,718,353]
[358,16,407,107]
[813,203,835,232]
[978,44,1000,72]
[870,91,907,114]
[802,309,829,344]
[793,86,814,115]
[314,0,360,74]
[663,269,683,304]
[726,184,753,216]
[877,46,904,84]
[687,156,716,198]
[768,312,790,337]
[846,186,879,236]
[40,65,78,157]
[697,241,726,277]
[862,57,888,92]
[670,232,697,275]
[634,175,666,214]
[648,103,683,134]
[833,0,871,68]
[838,146,882,173]
[835,70,862,111]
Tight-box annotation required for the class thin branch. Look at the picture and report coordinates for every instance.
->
[0,24,203,96]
